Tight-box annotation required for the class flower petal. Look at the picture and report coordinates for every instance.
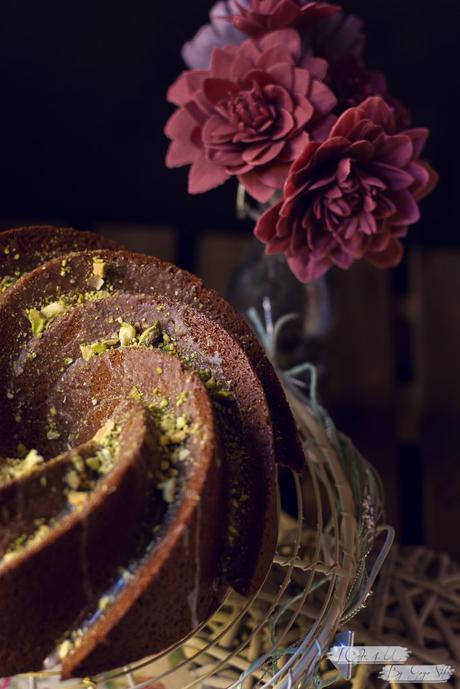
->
[188,156,229,194]
[238,170,277,202]
[366,238,404,267]
[254,201,283,242]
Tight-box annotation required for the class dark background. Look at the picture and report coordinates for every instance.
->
[0,0,457,244]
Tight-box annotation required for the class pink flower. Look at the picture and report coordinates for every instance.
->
[231,1,340,38]
[165,30,337,202]
[255,96,438,281]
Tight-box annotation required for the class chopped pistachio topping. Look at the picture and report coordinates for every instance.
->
[0,423,119,566]
[129,385,144,400]
[40,300,66,320]
[78,320,171,363]
[75,289,111,304]
[80,337,118,362]
[26,291,110,339]
[87,274,105,291]
[1,520,54,567]
[27,308,46,338]
[23,449,45,471]
[158,477,177,504]
[60,258,71,277]
[198,368,234,399]
[65,470,81,491]
[93,418,116,444]
[92,257,107,279]
[176,391,188,407]
[26,299,67,338]
[138,321,162,347]
[119,322,136,347]
[0,275,18,293]
[144,395,195,499]
[67,491,88,509]
[0,449,44,483]
[174,447,190,462]
[63,421,121,499]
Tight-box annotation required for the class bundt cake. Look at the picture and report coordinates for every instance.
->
[0,226,304,679]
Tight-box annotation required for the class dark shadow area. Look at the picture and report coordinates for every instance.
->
[0,0,456,241]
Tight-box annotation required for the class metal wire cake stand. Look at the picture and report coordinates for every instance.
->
[13,305,394,689]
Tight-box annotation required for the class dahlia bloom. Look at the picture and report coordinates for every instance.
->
[182,0,350,71]
[255,96,438,282]
[231,0,340,38]
[327,54,411,129]
[165,29,337,203]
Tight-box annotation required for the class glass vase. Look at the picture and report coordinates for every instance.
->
[227,237,333,372]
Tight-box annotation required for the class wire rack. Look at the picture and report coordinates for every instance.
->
[11,300,394,689]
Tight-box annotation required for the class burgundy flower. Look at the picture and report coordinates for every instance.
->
[330,55,386,109]
[328,54,411,129]
[231,0,340,38]
[165,29,337,202]
[255,96,438,281]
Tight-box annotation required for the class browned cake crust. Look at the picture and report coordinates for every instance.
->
[0,225,118,292]
[0,228,304,678]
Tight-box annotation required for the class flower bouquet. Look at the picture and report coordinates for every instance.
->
[165,0,438,285]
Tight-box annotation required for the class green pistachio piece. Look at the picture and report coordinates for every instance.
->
[87,275,105,291]
[119,322,136,347]
[65,470,81,490]
[41,300,66,320]
[23,449,45,473]
[0,275,17,293]
[27,308,46,338]
[80,344,95,362]
[129,385,144,400]
[138,321,162,347]
[80,337,119,362]
[159,477,177,504]
[92,258,107,279]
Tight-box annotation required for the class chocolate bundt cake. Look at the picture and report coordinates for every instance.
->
[0,226,304,679]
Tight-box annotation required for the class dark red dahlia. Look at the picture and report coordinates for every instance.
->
[165,29,337,202]
[231,0,340,37]
[255,96,438,281]
[328,55,411,130]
